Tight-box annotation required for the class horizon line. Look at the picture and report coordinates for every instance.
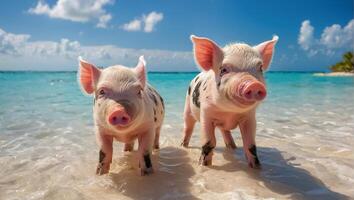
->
[0,70,329,73]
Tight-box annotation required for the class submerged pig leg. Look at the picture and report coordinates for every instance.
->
[239,114,260,168]
[199,116,216,166]
[181,96,196,147]
[95,133,113,175]
[154,126,161,150]
[138,130,154,176]
[123,142,134,152]
[221,129,237,149]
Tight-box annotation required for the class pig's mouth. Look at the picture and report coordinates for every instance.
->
[232,94,256,107]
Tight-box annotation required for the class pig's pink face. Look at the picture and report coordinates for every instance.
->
[191,35,278,109]
[78,56,147,133]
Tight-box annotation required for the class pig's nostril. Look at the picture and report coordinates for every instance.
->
[122,116,128,123]
[108,109,131,126]
[244,90,253,99]
[255,90,266,101]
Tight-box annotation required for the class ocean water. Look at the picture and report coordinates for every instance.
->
[0,71,353,200]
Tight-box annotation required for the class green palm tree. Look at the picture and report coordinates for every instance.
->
[330,52,354,72]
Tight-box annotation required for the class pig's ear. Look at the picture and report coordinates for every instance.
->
[254,35,279,71]
[190,35,223,71]
[78,56,101,94]
[134,55,147,89]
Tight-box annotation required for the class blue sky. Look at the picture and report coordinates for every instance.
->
[0,0,353,71]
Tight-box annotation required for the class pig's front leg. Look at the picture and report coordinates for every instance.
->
[239,113,260,168]
[199,114,216,166]
[95,133,113,175]
[137,130,154,176]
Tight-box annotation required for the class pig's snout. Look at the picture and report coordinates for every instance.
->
[239,81,267,102]
[108,108,131,127]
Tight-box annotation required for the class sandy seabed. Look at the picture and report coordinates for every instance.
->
[1,72,353,200]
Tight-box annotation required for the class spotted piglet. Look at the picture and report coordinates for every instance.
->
[181,35,278,168]
[78,56,164,175]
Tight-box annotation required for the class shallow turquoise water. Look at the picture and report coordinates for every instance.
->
[0,72,353,199]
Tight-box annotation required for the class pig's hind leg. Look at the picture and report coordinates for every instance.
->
[123,142,134,152]
[221,129,237,150]
[181,95,196,147]
[153,126,161,149]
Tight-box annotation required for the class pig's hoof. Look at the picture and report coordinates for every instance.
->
[199,156,212,166]
[180,140,189,148]
[123,144,134,152]
[248,161,261,169]
[96,163,110,175]
[153,144,160,150]
[246,145,261,169]
[140,167,154,176]
[225,142,237,150]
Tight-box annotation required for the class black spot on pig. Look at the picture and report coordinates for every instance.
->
[199,141,214,165]
[99,150,105,163]
[96,150,106,175]
[158,94,164,109]
[143,153,152,168]
[201,141,214,156]
[249,145,260,166]
[192,81,202,108]
[150,94,158,106]
[154,117,157,122]
[188,85,191,95]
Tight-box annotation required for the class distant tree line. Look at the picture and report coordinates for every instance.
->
[330,52,354,72]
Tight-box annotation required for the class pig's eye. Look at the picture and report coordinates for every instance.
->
[220,67,230,77]
[259,65,264,73]
[137,89,143,98]
[98,89,105,96]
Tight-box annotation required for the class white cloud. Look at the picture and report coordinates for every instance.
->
[298,19,354,56]
[122,19,141,32]
[320,20,354,49]
[143,12,163,32]
[121,11,163,33]
[0,27,194,71]
[28,0,114,28]
[298,20,314,51]
[96,14,112,28]
[0,28,30,55]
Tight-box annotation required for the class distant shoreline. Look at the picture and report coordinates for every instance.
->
[0,70,333,73]
[313,72,354,77]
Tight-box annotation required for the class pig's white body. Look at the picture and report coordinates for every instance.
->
[182,35,278,167]
[78,57,164,176]
[94,83,164,144]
